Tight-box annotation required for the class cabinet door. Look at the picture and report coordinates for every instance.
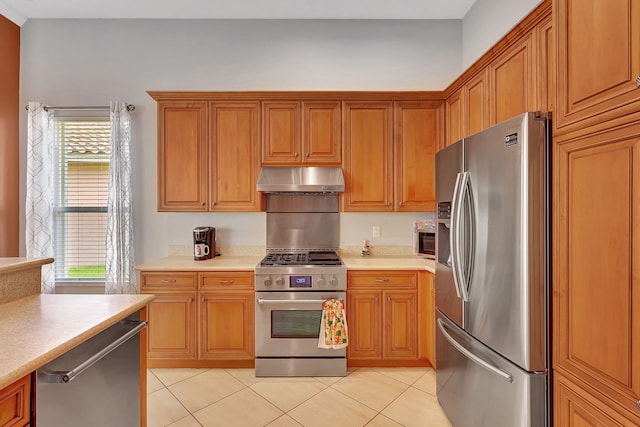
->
[157,102,208,211]
[445,89,463,146]
[262,101,301,164]
[464,70,489,136]
[0,374,30,427]
[347,290,382,360]
[303,101,341,164]
[199,291,254,359]
[343,102,393,211]
[554,127,640,417]
[146,292,197,359]
[555,0,640,132]
[383,290,417,359]
[210,102,262,211]
[535,15,554,113]
[489,35,534,125]
[395,101,440,212]
[555,373,640,426]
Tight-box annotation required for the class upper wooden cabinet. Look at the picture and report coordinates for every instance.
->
[343,101,394,211]
[464,70,490,136]
[395,101,440,212]
[489,34,534,125]
[445,89,463,147]
[157,102,208,211]
[155,99,262,212]
[209,102,262,211]
[262,101,341,165]
[554,0,640,133]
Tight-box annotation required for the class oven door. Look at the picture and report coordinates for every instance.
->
[255,291,347,358]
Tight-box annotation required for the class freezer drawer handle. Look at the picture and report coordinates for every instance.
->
[437,318,513,383]
[38,320,147,384]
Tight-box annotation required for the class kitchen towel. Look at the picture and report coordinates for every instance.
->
[318,298,348,349]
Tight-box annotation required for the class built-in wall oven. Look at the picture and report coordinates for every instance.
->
[254,179,347,377]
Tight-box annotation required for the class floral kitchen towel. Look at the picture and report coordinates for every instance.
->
[318,298,348,349]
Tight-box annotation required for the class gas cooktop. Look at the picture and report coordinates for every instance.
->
[260,251,342,267]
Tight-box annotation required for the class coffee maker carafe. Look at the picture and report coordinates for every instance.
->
[193,226,215,261]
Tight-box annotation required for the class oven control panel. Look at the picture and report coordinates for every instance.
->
[255,273,345,291]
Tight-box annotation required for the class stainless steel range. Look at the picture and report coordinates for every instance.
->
[255,167,347,377]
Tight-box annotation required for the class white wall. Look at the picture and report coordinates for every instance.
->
[462,0,542,69]
[19,19,457,263]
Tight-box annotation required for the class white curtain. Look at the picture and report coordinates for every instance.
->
[25,102,56,293]
[105,102,137,294]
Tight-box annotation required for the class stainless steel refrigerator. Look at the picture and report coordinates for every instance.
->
[435,112,550,426]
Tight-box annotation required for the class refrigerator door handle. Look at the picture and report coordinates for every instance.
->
[452,172,470,302]
[450,172,463,299]
[458,171,473,302]
[437,318,513,383]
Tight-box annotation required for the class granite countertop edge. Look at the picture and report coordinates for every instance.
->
[0,293,154,390]
[0,257,55,275]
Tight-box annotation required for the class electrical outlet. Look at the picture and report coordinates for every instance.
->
[372,226,380,237]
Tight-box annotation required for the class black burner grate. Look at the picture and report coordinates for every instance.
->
[260,251,342,266]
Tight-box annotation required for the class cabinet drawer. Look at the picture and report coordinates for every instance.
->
[348,271,417,288]
[199,272,253,289]
[0,374,31,427]
[140,272,197,290]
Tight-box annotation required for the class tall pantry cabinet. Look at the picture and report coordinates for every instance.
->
[552,0,640,425]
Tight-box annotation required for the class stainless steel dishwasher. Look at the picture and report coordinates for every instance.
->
[36,312,146,426]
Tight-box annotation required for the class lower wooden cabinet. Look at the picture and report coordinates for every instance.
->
[199,291,254,359]
[146,292,197,360]
[555,373,640,426]
[347,270,427,366]
[0,374,31,427]
[141,271,254,368]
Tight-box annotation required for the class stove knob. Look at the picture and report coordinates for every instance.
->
[329,275,338,287]
[317,276,326,286]
[275,276,284,286]
[263,277,272,287]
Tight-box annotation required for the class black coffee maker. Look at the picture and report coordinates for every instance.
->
[193,226,215,261]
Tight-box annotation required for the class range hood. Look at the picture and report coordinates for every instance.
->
[256,166,345,193]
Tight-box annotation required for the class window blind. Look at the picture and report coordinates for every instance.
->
[53,118,111,281]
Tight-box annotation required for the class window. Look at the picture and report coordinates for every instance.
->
[53,118,111,282]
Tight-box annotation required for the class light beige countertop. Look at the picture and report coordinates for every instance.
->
[0,293,154,390]
[136,255,435,273]
[0,257,54,275]
[136,255,263,272]
[341,256,435,273]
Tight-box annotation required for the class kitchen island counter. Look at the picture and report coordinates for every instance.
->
[0,293,154,389]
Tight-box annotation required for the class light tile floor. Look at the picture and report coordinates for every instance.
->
[147,367,452,427]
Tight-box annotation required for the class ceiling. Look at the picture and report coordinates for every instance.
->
[0,0,477,25]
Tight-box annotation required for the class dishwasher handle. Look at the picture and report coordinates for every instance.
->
[38,320,147,384]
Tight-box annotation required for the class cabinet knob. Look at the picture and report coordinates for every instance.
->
[387,296,391,302]
[201,202,205,207]
[387,202,391,207]
[374,297,379,302]
[637,400,640,412]
[188,298,193,303]
[201,297,205,303]
[211,202,215,207]
[305,152,310,158]
[399,202,403,207]
[636,75,640,88]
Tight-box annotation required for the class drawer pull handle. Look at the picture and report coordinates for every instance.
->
[374,279,390,283]
[219,280,235,284]
[160,279,176,283]
[636,75,640,88]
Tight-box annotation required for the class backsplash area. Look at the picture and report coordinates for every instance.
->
[151,212,434,263]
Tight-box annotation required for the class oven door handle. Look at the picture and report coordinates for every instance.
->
[257,298,343,304]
